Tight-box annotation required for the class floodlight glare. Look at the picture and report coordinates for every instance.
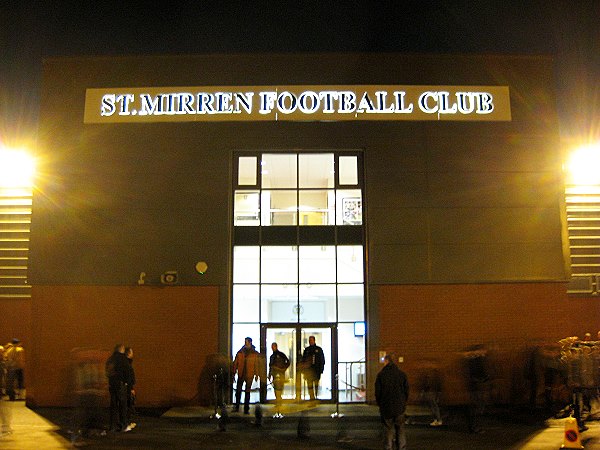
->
[566,143,600,186]
[0,147,35,187]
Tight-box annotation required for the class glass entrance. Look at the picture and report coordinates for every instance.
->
[262,325,334,402]
[232,151,366,404]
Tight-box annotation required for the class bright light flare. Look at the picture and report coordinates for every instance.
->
[0,147,36,187]
[566,143,600,186]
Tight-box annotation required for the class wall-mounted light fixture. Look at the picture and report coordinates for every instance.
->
[161,271,178,285]
[195,261,208,275]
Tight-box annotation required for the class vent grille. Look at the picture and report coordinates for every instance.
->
[0,187,32,298]
[566,186,600,295]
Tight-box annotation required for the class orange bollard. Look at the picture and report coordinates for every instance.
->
[561,416,584,449]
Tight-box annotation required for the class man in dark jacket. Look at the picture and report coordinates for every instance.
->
[301,336,325,400]
[268,342,290,417]
[105,344,129,432]
[375,354,409,450]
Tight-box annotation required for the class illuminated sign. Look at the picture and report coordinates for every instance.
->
[84,85,511,123]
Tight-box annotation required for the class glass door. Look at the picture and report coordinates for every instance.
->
[262,325,336,403]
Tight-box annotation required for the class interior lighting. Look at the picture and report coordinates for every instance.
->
[566,143,600,186]
[0,146,35,187]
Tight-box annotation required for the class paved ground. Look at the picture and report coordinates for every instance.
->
[1,400,600,449]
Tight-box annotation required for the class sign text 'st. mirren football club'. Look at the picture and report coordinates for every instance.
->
[84,85,511,123]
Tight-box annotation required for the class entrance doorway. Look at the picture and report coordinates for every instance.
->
[262,325,335,402]
[231,151,366,404]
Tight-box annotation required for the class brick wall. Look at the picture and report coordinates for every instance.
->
[28,285,220,407]
[0,297,31,353]
[377,283,600,405]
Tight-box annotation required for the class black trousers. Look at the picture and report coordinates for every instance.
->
[235,377,253,412]
[6,368,24,400]
[109,382,127,431]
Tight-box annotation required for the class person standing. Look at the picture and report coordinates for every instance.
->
[232,337,260,414]
[375,354,409,450]
[105,344,130,432]
[268,342,290,418]
[125,347,137,430]
[301,336,325,401]
[5,338,25,401]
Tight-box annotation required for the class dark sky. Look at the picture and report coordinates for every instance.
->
[1,1,599,143]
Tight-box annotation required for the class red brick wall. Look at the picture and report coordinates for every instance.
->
[0,298,31,353]
[377,283,600,404]
[28,285,220,407]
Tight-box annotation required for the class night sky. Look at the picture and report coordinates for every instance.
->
[1,1,598,144]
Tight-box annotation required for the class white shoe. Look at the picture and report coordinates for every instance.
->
[430,420,443,426]
[123,425,133,432]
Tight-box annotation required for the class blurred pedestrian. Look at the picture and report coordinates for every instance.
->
[5,338,25,401]
[463,345,490,433]
[105,344,130,432]
[232,337,260,414]
[125,347,137,430]
[0,345,5,396]
[375,354,409,450]
[301,336,325,400]
[268,342,290,418]
[416,359,443,426]
[0,391,12,437]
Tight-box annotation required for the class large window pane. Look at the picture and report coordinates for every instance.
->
[261,284,299,322]
[261,246,298,283]
[299,245,336,283]
[337,245,364,283]
[238,156,257,185]
[234,190,260,226]
[336,190,362,225]
[337,323,366,362]
[339,156,358,185]
[299,153,334,188]
[337,322,366,402]
[233,284,259,322]
[262,154,297,188]
[299,190,334,225]
[338,284,365,321]
[233,246,260,283]
[262,190,297,225]
[299,284,336,322]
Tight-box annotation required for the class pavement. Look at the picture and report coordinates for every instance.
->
[1,399,600,449]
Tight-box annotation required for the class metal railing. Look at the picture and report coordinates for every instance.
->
[339,359,366,402]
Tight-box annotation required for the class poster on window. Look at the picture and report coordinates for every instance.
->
[342,198,362,225]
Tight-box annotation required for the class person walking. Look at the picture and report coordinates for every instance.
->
[463,344,490,434]
[232,337,260,414]
[375,354,409,450]
[301,336,325,401]
[268,342,290,418]
[415,359,443,426]
[5,338,25,401]
[125,347,137,430]
[105,344,130,432]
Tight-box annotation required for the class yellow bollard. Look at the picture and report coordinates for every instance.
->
[561,416,584,449]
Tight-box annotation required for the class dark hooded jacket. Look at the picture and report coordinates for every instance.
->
[375,361,409,419]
